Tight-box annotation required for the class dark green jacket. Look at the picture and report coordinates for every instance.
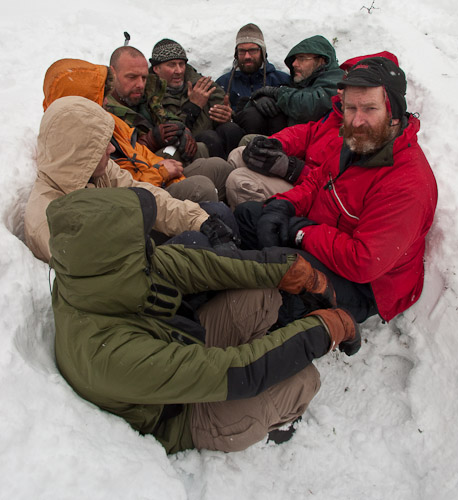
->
[48,187,327,453]
[146,64,226,135]
[278,35,344,125]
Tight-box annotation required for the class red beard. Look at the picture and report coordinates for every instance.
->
[341,114,395,154]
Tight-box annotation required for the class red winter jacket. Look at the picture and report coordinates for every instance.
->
[270,95,343,183]
[274,111,437,321]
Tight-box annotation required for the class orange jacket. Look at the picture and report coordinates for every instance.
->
[42,59,184,187]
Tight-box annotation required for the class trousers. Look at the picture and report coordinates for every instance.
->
[190,288,320,452]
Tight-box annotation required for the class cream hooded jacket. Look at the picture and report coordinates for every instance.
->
[24,96,208,262]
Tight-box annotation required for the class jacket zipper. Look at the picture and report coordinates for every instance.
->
[324,173,360,221]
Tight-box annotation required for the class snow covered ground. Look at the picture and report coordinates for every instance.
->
[1,0,458,498]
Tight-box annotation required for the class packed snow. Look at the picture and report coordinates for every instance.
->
[1,0,458,498]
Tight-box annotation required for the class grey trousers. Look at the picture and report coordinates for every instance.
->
[166,157,234,203]
[190,289,320,452]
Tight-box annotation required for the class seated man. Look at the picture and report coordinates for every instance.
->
[215,23,289,111]
[148,39,245,159]
[48,185,360,454]
[43,58,234,203]
[234,57,438,324]
[225,51,401,209]
[236,35,344,135]
[25,96,237,263]
[106,45,209,162]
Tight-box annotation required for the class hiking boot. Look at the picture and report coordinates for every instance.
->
[267,416,302,444]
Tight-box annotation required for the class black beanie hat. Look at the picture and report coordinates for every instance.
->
[149,39,188,67]
[338,57,407,119]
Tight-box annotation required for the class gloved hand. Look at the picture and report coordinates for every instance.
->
[243,136,286,174]
[256,198,295,248]
[159,122,185,144]
[138,122,185,152]
[287,216,317,247]
[251,86,281,101]
[253,96,280,117]
[154,122,185,148]
[177,127,197,163]
[242,136,304,183]
[200,214,241,251]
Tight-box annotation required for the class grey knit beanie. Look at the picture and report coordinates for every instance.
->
[149,39,188,66]
[235,23,266,60]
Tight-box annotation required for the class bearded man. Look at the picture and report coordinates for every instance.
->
[232,57,438,324]
[215,23,289,111]
[233,35,344,136]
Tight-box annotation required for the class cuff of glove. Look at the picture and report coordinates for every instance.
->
[285,156,305,184]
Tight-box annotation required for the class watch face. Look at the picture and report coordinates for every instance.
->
[295,229,305,247]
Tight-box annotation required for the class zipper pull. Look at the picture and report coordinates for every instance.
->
[324,173,333,191]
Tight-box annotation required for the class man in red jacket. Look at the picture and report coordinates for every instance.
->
[234,57,438,323]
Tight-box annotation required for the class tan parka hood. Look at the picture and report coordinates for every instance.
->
[38,95,115,193]
[24,96,116,262]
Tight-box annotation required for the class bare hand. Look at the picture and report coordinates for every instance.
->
[187,76,216,108]
[209,94,233,123]
[160,159,184,179]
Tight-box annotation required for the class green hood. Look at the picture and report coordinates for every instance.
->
[284,35,339,76]
[47,187,159,316]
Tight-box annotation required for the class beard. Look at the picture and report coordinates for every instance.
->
[238,59,262,74]
[120,92,143,107]
[341,114,397,155]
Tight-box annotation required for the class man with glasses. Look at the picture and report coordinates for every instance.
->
[236,35,344,135]
[216,23,289,112]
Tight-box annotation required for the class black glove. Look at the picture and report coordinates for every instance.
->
[242,136,304,183]
[177,127,197,163]
[251,86,281,101]
[200,214,241,251]
[253,96,280,118]
[288,216,317,247]
[256,198,295,248]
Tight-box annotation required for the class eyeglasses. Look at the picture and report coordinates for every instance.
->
[237,48,261,57]
[295,55,319,62]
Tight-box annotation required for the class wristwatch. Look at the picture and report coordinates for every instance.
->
[295,229,305,247]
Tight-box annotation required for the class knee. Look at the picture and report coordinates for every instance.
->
[227,146,246,168]
[180,176,218,202]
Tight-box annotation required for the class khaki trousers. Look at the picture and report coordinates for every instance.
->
[226,146,293,209]
[190,289,320,452]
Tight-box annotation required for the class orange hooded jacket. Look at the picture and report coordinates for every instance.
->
[42,59,185,187]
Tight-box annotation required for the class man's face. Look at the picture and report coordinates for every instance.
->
[153,59,186,88]
[341,86,399,154]
[111,53,149,106]
[291,53,324,83]
[92,142,115,179]
[236,43,263,74]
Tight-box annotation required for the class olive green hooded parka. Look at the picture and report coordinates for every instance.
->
[48,188,331,453]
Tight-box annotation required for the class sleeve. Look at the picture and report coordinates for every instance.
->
[274,165,326,214]
[276,85,333,123]
[298,172,431,283]
[80,311,327,405]
[107,161,208,235]
[153,245,298,295]
[270,122,318,159]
